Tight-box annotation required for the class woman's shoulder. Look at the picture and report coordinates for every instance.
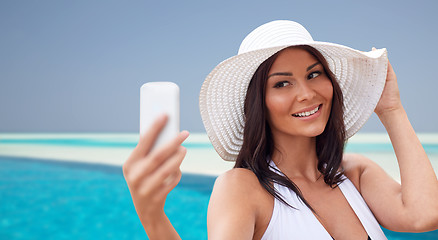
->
[208,168,274,238]
[213,168,266,197]
[209,167,272,213]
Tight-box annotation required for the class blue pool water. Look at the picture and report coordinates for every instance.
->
[1,156,438,240]
[0,156,214,240]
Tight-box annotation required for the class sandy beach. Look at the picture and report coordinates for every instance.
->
[0,133,235,176]
[1,133,437,180]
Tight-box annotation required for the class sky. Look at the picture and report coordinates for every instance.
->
[1,0,437,133]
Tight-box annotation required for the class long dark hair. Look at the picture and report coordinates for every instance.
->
[234,45,346,211]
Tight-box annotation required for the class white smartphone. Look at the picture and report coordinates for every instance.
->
[140,82,180,149]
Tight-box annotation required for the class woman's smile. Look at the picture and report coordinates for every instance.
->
[291,104,322,118]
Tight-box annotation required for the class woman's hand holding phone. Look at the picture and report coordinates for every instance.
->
[123,114,188,239]
[123,82,186,239]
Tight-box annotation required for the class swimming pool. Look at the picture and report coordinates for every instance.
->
[0,156,214,239]
[1,156,437,240]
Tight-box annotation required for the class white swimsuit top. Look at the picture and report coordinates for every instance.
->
[261,163,387,240]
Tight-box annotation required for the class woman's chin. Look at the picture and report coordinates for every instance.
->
[302,128,326,138]
[272,126,326,139]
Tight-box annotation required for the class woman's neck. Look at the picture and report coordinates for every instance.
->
[271,134,321,182]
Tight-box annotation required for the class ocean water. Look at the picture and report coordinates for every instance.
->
[1,134,438,153]
[1,133,438,239]
[1,133,438,154]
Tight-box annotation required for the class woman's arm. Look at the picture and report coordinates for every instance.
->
[123,114,189,239]
[348,55,438,232]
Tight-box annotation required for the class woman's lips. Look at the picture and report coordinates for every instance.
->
[292,104,321,118]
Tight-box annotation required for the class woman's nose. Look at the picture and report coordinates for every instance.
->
[296,81,316,102]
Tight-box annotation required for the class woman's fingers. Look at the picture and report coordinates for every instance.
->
[154,170,183,200]
[138,146,187,199]
[386,59,397,82]
[142,131,189,173]
[125,114,173,177]
[126,131,189,186]
[125,114,168,169]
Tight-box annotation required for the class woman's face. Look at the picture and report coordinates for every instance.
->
[265,47,333,140]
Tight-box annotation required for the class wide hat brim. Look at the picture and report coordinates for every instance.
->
[200,41,388,161]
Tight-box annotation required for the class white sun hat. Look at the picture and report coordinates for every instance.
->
[199,20,388,161]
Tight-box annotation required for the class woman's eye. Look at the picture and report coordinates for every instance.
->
[308,71,321,80]
[273,81,290,88]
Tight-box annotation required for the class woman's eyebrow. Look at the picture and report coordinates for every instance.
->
[307,62,320,71]
[267,72,292,79]
[267,62,321,79]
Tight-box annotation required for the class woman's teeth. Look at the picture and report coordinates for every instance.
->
[292,105,320,117]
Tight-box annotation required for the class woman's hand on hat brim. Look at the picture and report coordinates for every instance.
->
[374,49,403,118]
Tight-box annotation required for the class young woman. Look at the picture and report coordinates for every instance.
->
[123,20,438,239]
